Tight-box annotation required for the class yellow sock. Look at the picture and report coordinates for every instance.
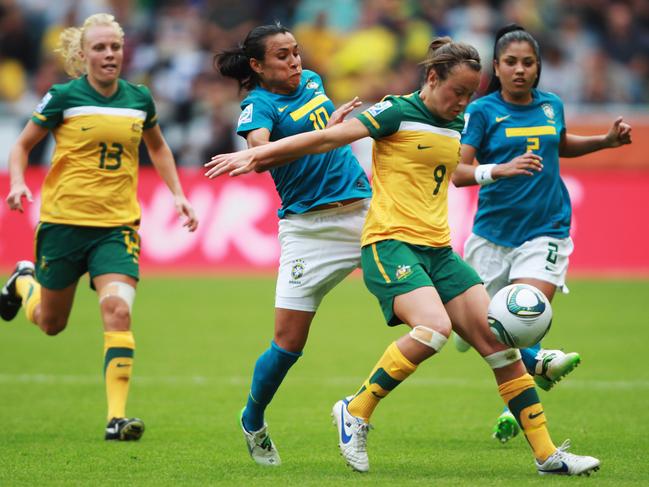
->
[16,275,41,323]
[348,342,417,421]
[498,373,556,461]
[104,331,135,420]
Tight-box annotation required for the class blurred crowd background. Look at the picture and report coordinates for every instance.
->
[1,0,648,167]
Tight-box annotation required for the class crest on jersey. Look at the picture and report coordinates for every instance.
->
[35,92,52,113]
[238,104,253,126]
[306,81,319,90]
[367,101,393,117]
[542,103,555,120]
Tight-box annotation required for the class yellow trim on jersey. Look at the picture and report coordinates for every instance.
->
[363,112,380,129]
[63,106,147,120]
[505,126,557,137]
[290,94,329,121]
[32,112,47,121]
[371,244,391,283]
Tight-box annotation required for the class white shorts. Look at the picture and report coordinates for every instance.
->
[463,233,574,297]
[275,199,370,312]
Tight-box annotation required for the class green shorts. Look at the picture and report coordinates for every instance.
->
[361,239,482,326]
[35,223,141,290]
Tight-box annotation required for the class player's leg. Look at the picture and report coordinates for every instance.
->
[510,236,580,391]
[454,233,510,352]
[448,284,599,476]
[242,201,367,466]
[333,241,451,472]
[90,226,143,441]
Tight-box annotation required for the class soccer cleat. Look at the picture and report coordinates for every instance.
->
[536,440,600,476]
[492,409,520,443]
[104,417,145,441]
[239,408,281,466]
[0,260,35,321]
[533,349,581,391]
[453,332,471,352]
[332,397,371,472]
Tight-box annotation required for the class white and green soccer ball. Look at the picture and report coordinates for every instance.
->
[488,283,552,348]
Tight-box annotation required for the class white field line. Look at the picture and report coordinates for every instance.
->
[0,373,647,390]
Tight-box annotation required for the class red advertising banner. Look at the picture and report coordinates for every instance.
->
[1,168,648,275]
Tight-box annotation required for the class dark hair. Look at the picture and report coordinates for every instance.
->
[486,24,541,94]
[214,23,290,90]
[420,37,482,82]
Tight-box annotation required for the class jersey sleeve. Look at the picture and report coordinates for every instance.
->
[140,85,158,129]
[236,96,276,139]
[31,86,64,129]
[356,98,402,139]
[460,102,487,149]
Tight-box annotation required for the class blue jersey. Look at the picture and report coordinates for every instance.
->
[236,70,371,218]
[461,89,571,247]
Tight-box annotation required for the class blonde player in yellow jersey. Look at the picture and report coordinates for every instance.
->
[205,37,600,477]
[1,13,198,441]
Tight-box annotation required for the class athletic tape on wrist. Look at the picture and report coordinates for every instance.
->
[484,348,521,369]
[409,326,448,352]
[474,163,496,186]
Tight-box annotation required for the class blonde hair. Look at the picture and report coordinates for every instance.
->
[56,13,125,78]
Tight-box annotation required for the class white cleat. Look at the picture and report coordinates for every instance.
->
[332,398,371,473]
[536,440,600,476]
[239,410,281,467]
[453,332,471,352]
[534,349,581,391]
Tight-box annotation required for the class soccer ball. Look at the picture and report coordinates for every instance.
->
[488,284,552,348]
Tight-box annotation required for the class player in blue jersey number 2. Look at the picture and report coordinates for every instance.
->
[214,23,371,466]
[452,25,632,443]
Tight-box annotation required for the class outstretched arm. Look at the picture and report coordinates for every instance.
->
[143,125,198,232]
[452,143,543,187]
[6,121,48,212]
[205,117,370,178]
[559,116,632,157]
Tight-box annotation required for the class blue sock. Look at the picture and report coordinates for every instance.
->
[520,342,542,375]
[242,341,302,432]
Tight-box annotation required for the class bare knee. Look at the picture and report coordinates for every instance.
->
[101,299,132,331]
[39,315,68,336]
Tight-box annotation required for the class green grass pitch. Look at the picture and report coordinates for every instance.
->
[0,275,648,486]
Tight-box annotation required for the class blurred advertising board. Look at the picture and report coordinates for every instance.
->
[1,167,648,276]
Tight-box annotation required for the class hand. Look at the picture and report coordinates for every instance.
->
[174,195,198,232]
[492,151,543,179]
[604,116,632,148]
[6,182,33,212]
[204,149,256,178]
[326,96,362,127]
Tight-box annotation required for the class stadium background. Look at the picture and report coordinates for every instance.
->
[1,0,648,275]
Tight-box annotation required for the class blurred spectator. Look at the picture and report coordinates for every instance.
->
[1,0,648,169]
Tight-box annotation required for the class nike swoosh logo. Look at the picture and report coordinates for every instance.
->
[417,144,432,150]
[529,410,544,419]
[340,403,353,444]
[540,461,569,473]
[81,126,94,131]
[278,105,289,113]
[116,363,131,368]
[495,115,511,123]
